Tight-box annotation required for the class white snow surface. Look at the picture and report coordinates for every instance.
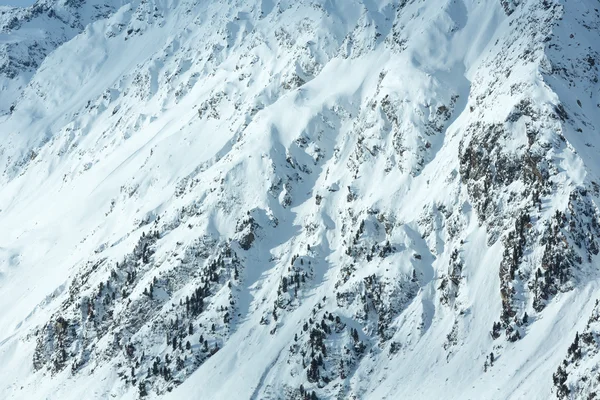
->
[0,0,599,399]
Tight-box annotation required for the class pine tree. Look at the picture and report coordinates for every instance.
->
[282,276,288,293]
[553,365,569,399]
[351,327,359,342]
[568,332,581,360]
[138,381,148,397]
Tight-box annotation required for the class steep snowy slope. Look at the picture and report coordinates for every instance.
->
[0,0,599,399]
[0,0,126,113]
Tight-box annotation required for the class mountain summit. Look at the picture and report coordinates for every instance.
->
[1,0,599,398]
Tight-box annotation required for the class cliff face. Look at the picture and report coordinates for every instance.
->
[0,0,599,399]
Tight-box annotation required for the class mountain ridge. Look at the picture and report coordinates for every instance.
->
[1,0,599,399]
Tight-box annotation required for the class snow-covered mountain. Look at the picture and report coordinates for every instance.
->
[0,0,599,398]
